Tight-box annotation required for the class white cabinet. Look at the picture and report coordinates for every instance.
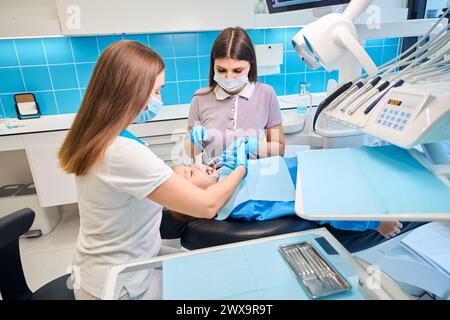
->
[0,0,62,38]
[0,117,189,207]
[26,145,78,208]
[21,130,77,207]
[142,132,188,165]
[56,0,255,35]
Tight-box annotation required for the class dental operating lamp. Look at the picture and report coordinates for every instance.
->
[292,0,378,76]
[291,0,378,131]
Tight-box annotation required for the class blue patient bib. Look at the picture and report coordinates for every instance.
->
[215,155,380,231]
[216,156,296,221]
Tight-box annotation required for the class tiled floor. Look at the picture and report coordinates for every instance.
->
[19,207,79,291]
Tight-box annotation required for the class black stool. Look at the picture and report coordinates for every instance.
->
[0,208,75,300]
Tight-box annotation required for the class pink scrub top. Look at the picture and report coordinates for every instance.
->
[187,82,283,159]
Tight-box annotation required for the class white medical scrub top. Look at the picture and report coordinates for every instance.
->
[73,135,173,299]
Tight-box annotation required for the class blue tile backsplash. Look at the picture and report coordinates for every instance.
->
[0,28,401,118]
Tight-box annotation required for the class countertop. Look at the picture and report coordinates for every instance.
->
[0,93,326,136]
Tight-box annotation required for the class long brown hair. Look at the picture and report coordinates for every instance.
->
[205,27,257,91]
[59,40,165,176]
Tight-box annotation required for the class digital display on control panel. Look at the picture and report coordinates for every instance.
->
[388,99,402,106]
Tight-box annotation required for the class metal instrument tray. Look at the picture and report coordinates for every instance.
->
[279,241,351,299]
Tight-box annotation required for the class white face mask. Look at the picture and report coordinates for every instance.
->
[214,73,249,92]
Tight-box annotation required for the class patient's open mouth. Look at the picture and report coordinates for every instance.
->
[196,163,217,176]
[206,167,217,176]
[202,164,219,178]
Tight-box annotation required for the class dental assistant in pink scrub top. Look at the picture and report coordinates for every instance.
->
[185,27,285,162]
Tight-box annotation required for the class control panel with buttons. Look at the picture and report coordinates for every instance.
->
[375,90,428,132]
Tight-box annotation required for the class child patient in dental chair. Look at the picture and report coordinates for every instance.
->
[171,156,403,239]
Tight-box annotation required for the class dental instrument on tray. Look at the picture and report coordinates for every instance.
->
[279,241,351,299]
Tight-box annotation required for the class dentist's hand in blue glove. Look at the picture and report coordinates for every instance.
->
[189,126,208,148]
[221,142,249,177]
[220,137,259,165]
[245,137,259,155]
[220,137,255,176]
[233,142,248,177]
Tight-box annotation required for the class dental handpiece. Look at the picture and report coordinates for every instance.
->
[340,76,382,113]
[312,81,354,131]
[357,52,450,116]
[347,80,391,115]
[326,80,365,111]
[363,79,405,115]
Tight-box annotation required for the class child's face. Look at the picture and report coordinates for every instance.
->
[173,163,219,189]
[214,58,251,81]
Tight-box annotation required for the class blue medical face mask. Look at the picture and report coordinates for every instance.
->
[134,97,163,123]
[214,73,249,92]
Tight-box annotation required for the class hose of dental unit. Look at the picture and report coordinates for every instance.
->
[312,8,449,131]
[347,50,449,116]
[320,40,449,117]
[338,29,450,112]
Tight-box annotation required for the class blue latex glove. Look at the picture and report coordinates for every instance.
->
[220,137,259,164]
[220,137,250,174]
[246,137,259,154]
[221,144,248,177]
[189,126,208,148]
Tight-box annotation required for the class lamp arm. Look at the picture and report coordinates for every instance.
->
[343,0,374,21]
[337,28,379,76]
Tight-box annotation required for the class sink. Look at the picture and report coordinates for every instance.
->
[278,95,313,134]
[278,95,310,108]
[282,109,307,134]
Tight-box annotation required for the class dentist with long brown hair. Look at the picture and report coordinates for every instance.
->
[59,41,247,300]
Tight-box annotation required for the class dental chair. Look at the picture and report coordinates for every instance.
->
[161,209,425,253]
[162,210,318,249]
[161,144,425,253]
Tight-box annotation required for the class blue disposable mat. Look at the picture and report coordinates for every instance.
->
[162,235,364,300]
[216,156,295,220]
[296,145,450,217]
